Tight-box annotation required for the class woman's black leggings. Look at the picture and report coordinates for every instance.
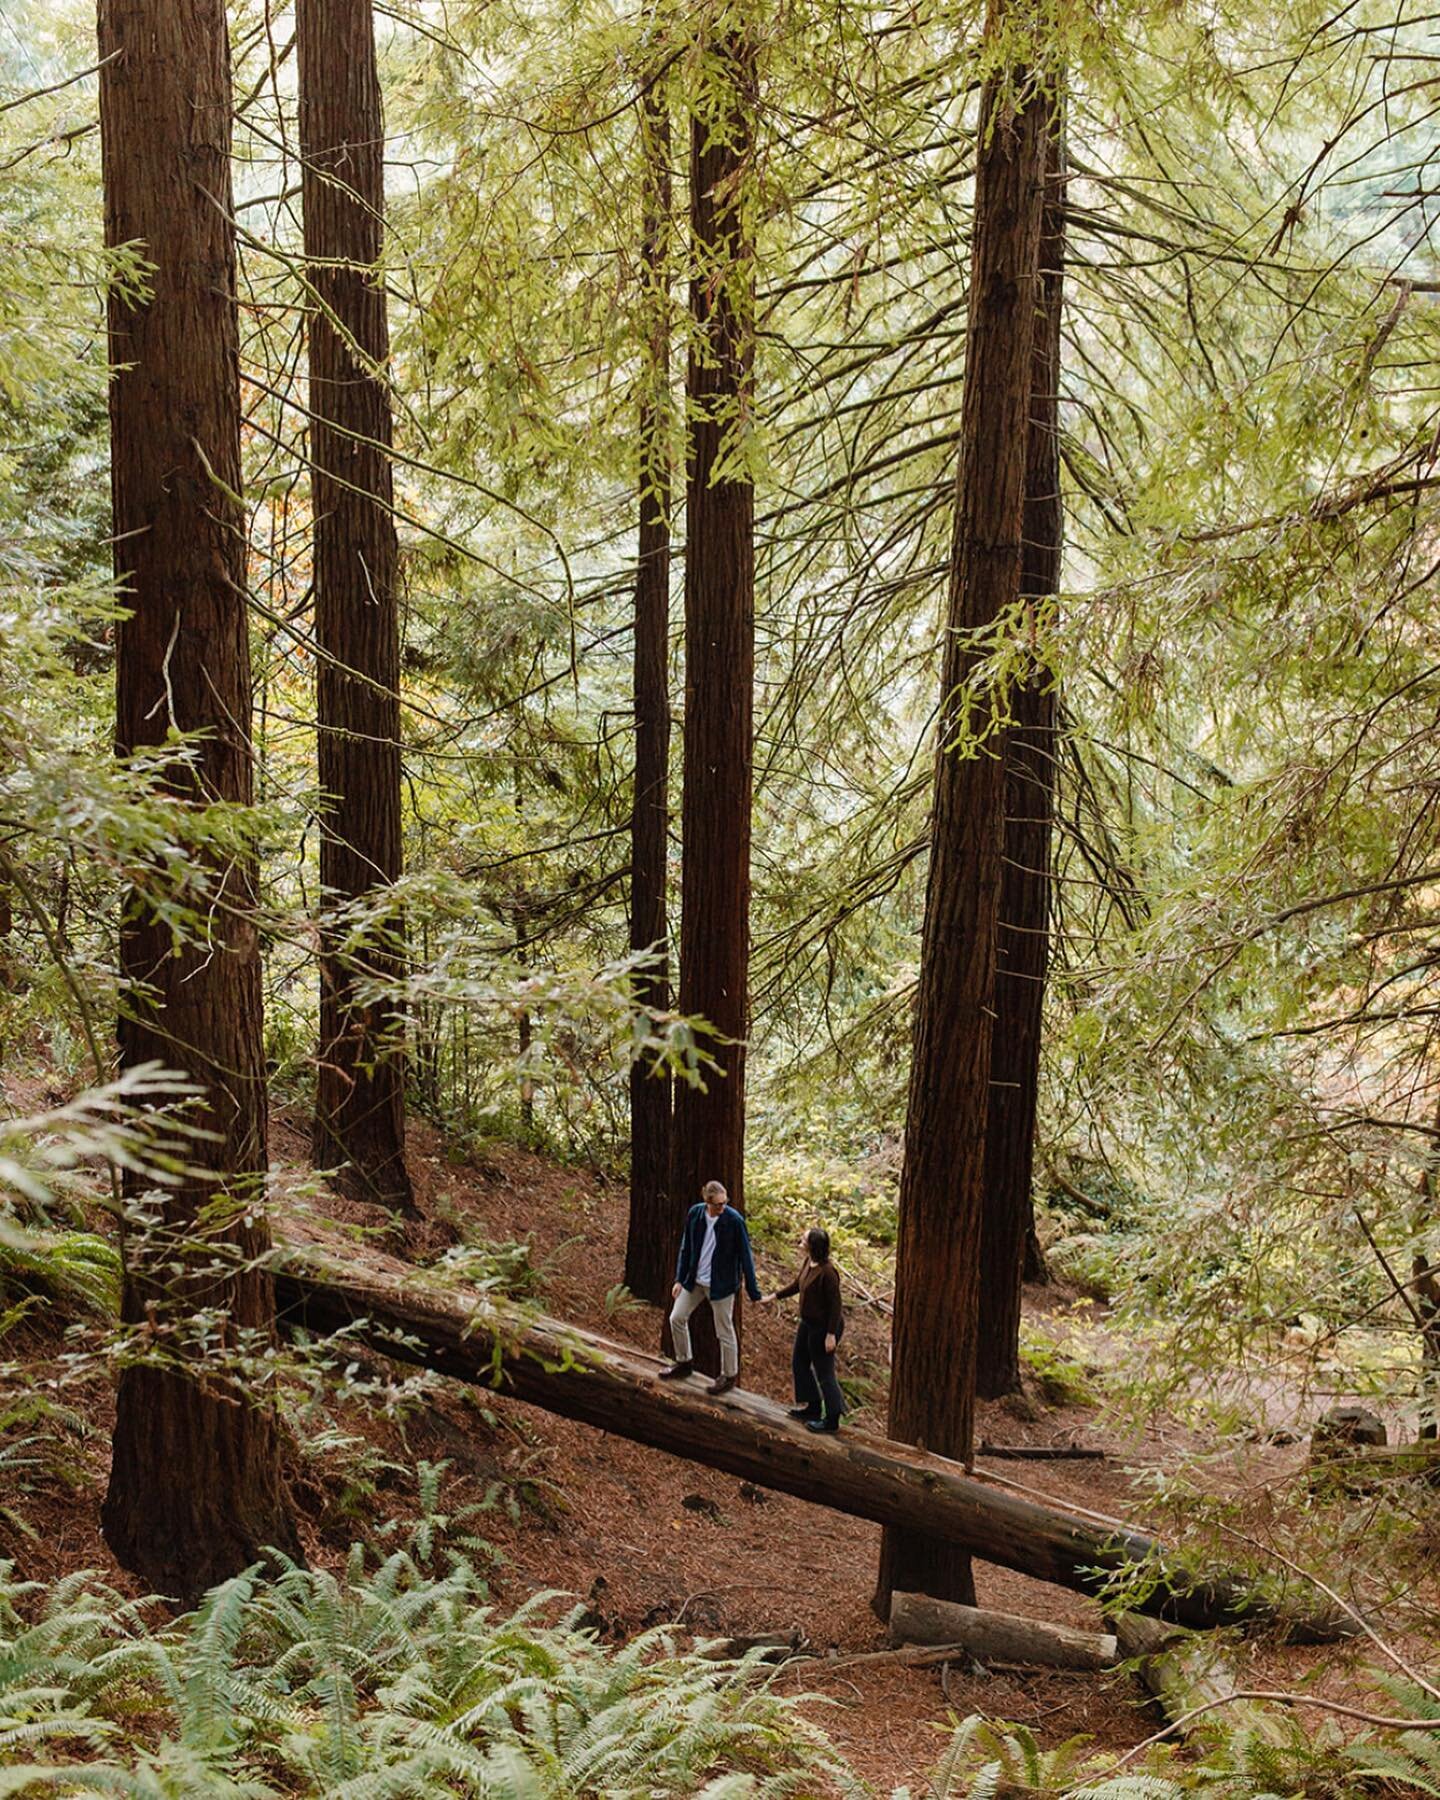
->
[792,1320,844,1423]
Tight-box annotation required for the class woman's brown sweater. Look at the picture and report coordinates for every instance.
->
[776,1260,843,1336]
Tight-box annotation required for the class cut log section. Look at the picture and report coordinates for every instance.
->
[273,1242,1350,1639]
[890,1592,1118,1670]
[1117,1612,1288,1746]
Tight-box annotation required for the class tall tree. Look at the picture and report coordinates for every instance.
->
[98,0,299,1602]
[299,0,414,1213]
[669,19,756,1313]
[875,33,1048,1616]
[624,80,677,1306]
[976,100,1066,1400]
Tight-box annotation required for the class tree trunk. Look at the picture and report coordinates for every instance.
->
[1413,1095,1440,1438]
[1416,1258,1440,1441]
[877,32,1048,1616]
[299,0,414,1213]
[0,876,11,994]
[624,81,677,1307]
[272,1245,1351,1640]
[889,1592,1118,1670]
[669,25,756,1367]
[514,891,536,1142]
[976,97,1066,1401]
[98,0,298,1604]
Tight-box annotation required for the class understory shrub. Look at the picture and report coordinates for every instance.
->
[0,1557,862,1798]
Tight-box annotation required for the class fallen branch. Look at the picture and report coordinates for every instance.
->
[781,1641,979,1675]
[1049,1170,1110,1218]
[978,1440,1106,1461]
[835,1259,893,1315]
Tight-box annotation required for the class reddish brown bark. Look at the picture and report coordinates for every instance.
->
[876,47,1048,1615]
[624,84,677,1306]
[669,30,756,1364]
[976,100,1066,1401]
[98,0,298,1603]
[299,0,414,1212]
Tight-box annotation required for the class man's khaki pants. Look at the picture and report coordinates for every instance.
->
[669,1283,738,1377]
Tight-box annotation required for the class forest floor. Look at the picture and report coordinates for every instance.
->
[11,1098,1440,1792]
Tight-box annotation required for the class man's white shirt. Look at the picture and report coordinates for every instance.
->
[696,1211,719,1286]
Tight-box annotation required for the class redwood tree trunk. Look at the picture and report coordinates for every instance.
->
[624,84,677,1306]
[98,0,299,1603]
[669,27,756,1364]
[299,0,414,1213]
[876,41,1047,1615]
[976,100,1066,1401]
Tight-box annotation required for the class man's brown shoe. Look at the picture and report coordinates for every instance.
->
[708,1375,738,1396]
[657,1361,695,1381]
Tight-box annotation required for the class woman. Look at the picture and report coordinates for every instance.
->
[764,1227,844,1433]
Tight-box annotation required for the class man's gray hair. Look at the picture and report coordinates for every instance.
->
[702,1180,727,1201]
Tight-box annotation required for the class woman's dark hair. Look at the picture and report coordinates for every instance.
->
[806,1227,831,1264]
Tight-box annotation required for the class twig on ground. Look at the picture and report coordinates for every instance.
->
[978,1439,1106,1460]
[779,1641,974,1676]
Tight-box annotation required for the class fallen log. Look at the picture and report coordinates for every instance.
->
[1116,1613,1288,1747]
[273,1246,1349,1639]
[890,1592,1118,1670]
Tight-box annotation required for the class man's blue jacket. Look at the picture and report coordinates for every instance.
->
[675,1203,762,1303]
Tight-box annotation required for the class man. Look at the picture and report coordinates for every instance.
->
[659,1179,761,1396]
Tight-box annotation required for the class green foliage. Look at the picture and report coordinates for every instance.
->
[888,1716,1195,1800]
[0,1232,117,1321]
[1345,1677,1440,1797]
[7,13,1440,1786]
[746,1152,898,1255]
[1018,1321,1100,1408]
[0,1559,860,1797]
[900,1705,1439,1800]
[901,1715,1107,1798]
[375,1455,545,1557]
[0,1070,225,1375]
[430,1233,548,1302]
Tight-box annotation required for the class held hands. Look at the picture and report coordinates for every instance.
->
[758,1292,776,1305]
